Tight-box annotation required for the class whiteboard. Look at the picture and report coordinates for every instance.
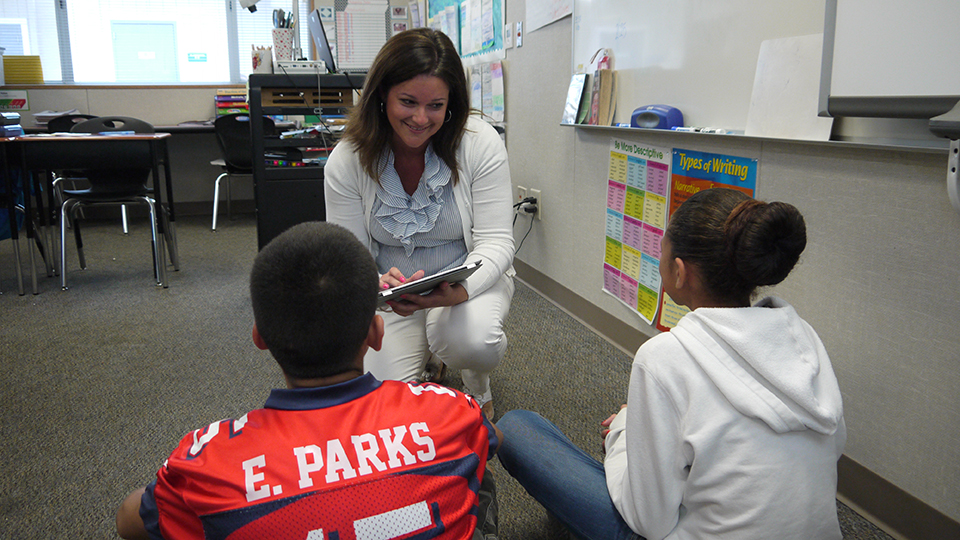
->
[820,0,960,118]
[572,0,824,131]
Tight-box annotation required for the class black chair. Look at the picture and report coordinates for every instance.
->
[211,113,275,231]
[47,114,98,134]
[47,114,98,225]
[70,116,154,235]
[55,116,168,289]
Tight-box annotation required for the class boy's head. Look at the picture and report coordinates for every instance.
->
[250,221,380,379]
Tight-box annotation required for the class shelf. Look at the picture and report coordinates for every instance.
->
[249,73,364,249]
[260,167,324,181]
[264,137,329,148]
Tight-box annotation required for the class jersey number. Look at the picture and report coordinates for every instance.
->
[303,500,443,540]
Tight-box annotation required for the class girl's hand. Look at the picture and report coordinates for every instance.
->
[600,404,627,451]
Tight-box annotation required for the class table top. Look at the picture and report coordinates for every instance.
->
[9,132,173,142]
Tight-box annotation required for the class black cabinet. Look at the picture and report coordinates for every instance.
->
[248,73,364,249]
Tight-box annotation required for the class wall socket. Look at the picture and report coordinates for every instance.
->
[516,185,527,203]
[515,185,541,220]
[530,188,542,220]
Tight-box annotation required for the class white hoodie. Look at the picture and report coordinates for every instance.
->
[604,297,846,540]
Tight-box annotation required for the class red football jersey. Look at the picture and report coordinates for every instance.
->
[140,374,497,540]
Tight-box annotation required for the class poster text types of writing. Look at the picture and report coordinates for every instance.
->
[654,149,757,331]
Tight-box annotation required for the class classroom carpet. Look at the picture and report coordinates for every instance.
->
[0,213,893,539]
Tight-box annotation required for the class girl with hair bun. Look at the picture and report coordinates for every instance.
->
[497,188,846,540]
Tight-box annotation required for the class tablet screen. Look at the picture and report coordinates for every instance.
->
[377,261,482,306]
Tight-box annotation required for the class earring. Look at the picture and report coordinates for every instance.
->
[381,101,385,113]
[445,109,453,123]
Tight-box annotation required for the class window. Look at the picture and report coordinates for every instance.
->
[0,18,31,55]
[0,0,309,84]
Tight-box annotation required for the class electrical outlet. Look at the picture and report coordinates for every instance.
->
[530,188,542,220]
[516,185,527,204]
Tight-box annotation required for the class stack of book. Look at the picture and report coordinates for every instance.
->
[1,112,23,137]
[32,108,79,129]
[215,88,249,117]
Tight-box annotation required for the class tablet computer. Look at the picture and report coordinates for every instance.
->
[377,260,482,306]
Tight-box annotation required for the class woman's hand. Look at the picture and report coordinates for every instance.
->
[386,281,469,316]
[379,267,424,290]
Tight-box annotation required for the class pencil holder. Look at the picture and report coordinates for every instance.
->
[272,28,294,64]
[252,47,273,74]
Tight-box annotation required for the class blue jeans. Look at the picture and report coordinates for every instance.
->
[496,410,641,540]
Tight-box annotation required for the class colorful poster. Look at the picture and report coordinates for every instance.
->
[655,148,757,331]
[0,90,29,111]
[602,139,671,324]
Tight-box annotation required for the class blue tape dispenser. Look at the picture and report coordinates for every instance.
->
[631,105,684,130]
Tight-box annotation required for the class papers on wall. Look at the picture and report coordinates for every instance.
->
[481,63,493,117]
[469,61,504,122]
[334,0,389,72]
[467,62,505,122]
[654,149,757,331]
[602,139,672,325]
[408,1,421,28]
[480,0,495,50]
[459,2,470,54]
[444,6,460,53]
[469,0,483,54]
[428,0,503,63]
[489,61,504,122]
[0,90,31,112]
[470,66,482,112]
[601,141,759,329]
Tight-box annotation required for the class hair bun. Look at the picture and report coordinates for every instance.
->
[726,200,807,287]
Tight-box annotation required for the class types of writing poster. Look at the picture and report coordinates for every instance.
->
[602,139,671,324]
[655,148,757,331]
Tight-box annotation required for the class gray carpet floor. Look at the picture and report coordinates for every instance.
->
[0,214,893,539]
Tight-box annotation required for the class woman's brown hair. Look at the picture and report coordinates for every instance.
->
[341,28,470,185]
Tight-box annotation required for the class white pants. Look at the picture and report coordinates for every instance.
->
[364,273,515,402]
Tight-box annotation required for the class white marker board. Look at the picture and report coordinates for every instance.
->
[572,0,824,131]
[820,0,960,118]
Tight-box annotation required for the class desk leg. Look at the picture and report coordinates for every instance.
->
[18,149,38,294]
[30,170,55,278]
[159,140,179,271]
[10,238,24,295]
[44,171,60,276]
[167,217,179,271]
[148,197,166,288]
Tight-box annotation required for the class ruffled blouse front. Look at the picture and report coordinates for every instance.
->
[373,145,452,256]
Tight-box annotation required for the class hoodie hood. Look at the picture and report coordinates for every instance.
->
[670,297,843,435]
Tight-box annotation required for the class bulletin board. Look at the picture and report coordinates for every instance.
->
[428,0,504,59]
[571,0,824,132]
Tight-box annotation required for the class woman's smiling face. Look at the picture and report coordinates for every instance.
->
[384,74,450,153]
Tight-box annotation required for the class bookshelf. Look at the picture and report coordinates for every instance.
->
[247,73,363,249]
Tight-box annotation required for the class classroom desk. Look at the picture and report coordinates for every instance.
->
[23,124,212,135]
[2,133,179,293]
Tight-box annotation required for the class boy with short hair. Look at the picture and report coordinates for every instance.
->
[117,221,501,540]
